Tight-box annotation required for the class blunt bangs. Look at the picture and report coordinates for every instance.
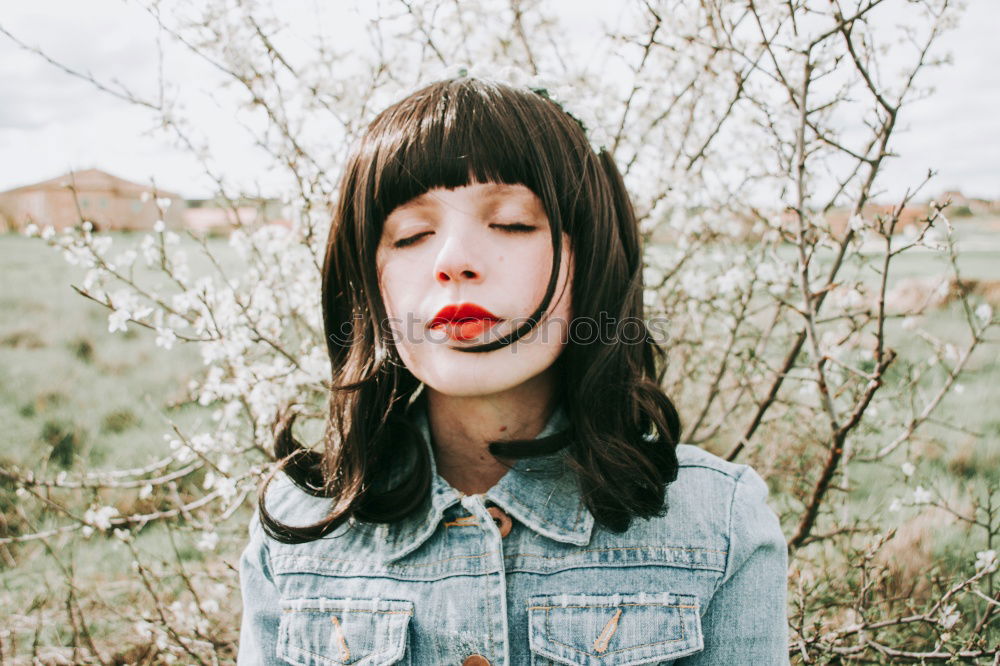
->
[359,77,591,228]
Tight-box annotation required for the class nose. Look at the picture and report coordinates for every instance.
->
[433,230,483,284]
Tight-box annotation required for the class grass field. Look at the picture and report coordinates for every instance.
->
[0,217,997,658]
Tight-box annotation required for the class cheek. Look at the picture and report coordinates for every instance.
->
[377,266,421,348]
[376,260,402,313]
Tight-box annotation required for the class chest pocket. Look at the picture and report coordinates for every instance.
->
[527,593,703,665]
[277,597,413,666]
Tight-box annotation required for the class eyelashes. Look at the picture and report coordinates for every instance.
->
[392,232,431,249]
[391,223,537,249]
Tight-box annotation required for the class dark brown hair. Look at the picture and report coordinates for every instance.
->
[259,76,681,542]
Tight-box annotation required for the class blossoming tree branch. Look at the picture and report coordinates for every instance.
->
[2,0,998,662]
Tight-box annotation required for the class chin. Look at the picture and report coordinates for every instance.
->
[418,365,532,398]
[411,347,564,399]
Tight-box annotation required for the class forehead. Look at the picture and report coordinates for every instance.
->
[386,182,542,220]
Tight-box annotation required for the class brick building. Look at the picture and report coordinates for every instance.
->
[0,168,185,233]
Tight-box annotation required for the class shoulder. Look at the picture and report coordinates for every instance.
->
[669,443,786,572]
[670,443,770,508]
[636,444,782,561]
[674,443,748,480]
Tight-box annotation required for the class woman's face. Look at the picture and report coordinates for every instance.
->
[375,181,573,397]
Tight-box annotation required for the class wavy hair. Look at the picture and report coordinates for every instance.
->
[259,76,681,543]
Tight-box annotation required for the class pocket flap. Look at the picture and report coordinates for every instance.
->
[527,592,703,665]
[277,597,413,666]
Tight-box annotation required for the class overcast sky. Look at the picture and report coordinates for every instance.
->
[1,1,997,201]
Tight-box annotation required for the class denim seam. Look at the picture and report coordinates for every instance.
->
[273,544,727,571]
[510,545,727,559]
[273,552,492,569]
[281,609,413,615]
[507,562,723,575]
[676,462,742,480]
[258,514,276,586]
[716,465,748,599]
[528,603,698,610]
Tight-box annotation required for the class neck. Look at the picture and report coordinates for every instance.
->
[424,370,559,496]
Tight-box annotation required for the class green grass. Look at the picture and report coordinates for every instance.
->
[0,232,238,471]
[0,231,249,659]
[0,219,997,657]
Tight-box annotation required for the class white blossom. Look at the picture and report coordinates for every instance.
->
[84,505,119,531]
[900,462,915,477]
[716,266,749,297]
[975,303,993,325]
[82,268,103,290]
[975,549,998,574]
[938,603,960,629]
[196,531,219,552]
[168,435,196,463]
[108,308,132,333]
[154,219,166,233]
[944,344,959,362]
[132,305,154,321]
[140,234,159,265]
[680,269,711,300]
[155,327,177,350]
[134,620,153,639]
[214,475,238,500]
[912,486,932,505]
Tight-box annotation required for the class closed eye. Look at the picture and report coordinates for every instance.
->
[492,223,537,233]
[392,224,536,248]
[392,232,432,248]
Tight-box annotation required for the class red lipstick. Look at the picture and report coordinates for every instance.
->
[429,302,501,341]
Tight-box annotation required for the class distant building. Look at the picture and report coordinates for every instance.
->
[825,203,931,238]
[0,168,185,233]
[182,197,291,236]
[941,190,1000,216]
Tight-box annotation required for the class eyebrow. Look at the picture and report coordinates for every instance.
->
[389,195,436,215]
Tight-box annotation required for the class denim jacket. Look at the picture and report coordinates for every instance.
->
[238,401,790,665]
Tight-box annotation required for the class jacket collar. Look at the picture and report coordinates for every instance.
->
[381,394,594,564]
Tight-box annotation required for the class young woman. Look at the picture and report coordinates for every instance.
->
[238,75,790,665]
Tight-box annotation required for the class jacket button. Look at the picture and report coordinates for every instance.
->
[462,656,490,666]
[486,505,512,538]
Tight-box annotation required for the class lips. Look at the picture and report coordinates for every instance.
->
[429,302,501,341]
